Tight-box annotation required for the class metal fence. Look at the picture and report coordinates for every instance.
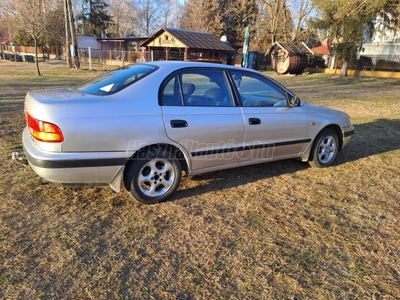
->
[78,49,151,68]
[77,49,186,69]
[352,54,400,72]
[75,50,400,72]
[1,45,399,73]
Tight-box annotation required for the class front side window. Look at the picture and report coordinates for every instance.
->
[229,71,288,107]
[78,64,158,95]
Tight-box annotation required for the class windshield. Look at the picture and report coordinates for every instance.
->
[77,64,158,95]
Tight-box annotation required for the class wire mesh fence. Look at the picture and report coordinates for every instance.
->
[352,54,400,72]
[78,49,151,69]
[77,49,187,69]
[1,45,399,73]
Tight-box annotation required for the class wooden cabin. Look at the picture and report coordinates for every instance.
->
[141,28,236,64]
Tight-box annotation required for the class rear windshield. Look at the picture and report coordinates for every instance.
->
[77,64,158,95]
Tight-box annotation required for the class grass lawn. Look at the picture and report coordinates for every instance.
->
[1,60,399,299]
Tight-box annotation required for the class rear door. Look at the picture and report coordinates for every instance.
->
[228,70,310,162]
[161,69,245,171]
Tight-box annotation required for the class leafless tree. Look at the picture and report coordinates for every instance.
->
[253,0,293,52]
[133,0,171,36]
[0,3,11,38]
[108,0,137,36]
[288,0,316,42]
[1,0,57,75]
[263,0,292,44]
[157,0,183,29]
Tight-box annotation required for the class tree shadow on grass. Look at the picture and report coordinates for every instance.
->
[337,118,400,164]
[173,118,400,201]
[174,159,307,200]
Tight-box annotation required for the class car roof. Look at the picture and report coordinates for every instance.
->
[142,61,261,74]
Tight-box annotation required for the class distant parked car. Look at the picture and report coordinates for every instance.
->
[15,61,354,204]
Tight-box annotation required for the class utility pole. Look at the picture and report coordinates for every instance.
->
[64,0,72,67]
[64,0,80,68]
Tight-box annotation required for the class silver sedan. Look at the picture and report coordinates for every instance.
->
[17,61,354,204]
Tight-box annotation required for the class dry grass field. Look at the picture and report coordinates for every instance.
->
[0,60,399,299]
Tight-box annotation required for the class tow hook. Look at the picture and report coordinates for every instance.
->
[12,147,28,165]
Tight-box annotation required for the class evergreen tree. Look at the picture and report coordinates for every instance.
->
[180,0,257,46]
[310,0,393,76]
[220,0,258,46]
[78,0,112,37]
[46,2,65,50]
[180,0,221,33]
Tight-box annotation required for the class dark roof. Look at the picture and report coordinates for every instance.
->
[97,36,148,42]
[141,27,235,52]
[270,42,314,55]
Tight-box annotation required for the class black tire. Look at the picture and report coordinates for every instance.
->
[124,147,182,204]
[308,128,339,168]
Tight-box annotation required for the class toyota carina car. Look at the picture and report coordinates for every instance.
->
[14,61,354,204]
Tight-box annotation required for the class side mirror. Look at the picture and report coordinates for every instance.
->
[289,95,300,107]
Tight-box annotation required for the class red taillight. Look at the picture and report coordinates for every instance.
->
[25,111,64,143]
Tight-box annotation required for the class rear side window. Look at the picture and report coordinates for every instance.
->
[161,75,183,106]
[78,64,158,95]
[161,69,235,107]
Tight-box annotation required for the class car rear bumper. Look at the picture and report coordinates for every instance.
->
[22,128,127,186]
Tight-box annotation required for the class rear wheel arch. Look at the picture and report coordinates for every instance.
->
[123,143,188,191]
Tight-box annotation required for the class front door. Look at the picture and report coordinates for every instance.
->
[228,70,309,162]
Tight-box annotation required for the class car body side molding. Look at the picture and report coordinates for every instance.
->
[191,138,312,157]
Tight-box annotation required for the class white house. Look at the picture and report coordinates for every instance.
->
[360,9,400,56]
